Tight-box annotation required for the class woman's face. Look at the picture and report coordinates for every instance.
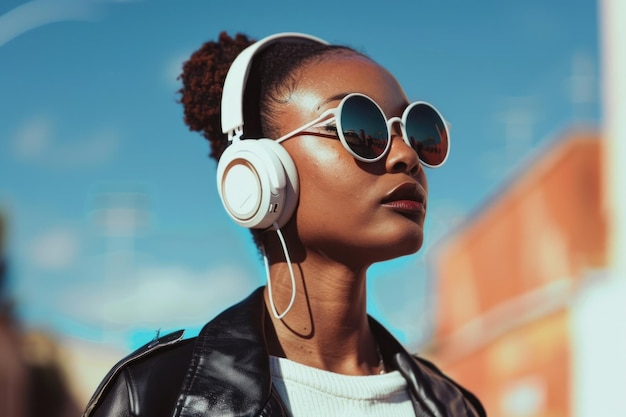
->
[275,53,428,267]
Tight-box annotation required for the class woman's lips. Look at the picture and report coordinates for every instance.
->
[381,182,426,212]
[382,200,425,212]
[383,200,426,221]
[381,182,427,218]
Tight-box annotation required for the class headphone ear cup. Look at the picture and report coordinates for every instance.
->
[216,139,299,230]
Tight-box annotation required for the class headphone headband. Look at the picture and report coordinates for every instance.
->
[217,32,328,231]
[220,32,329,141]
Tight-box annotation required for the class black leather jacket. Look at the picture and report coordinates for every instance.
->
[83,287,486,417]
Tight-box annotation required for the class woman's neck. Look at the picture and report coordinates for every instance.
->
[263,249,383,376]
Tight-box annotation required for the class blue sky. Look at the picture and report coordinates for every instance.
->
[0,0,600,351]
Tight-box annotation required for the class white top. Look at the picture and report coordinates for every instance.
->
[269,356,415,417]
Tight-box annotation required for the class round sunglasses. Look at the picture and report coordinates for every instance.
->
[276,93,450,168]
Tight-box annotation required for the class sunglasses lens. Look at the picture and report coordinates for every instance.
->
[405,103,449,167]
[339,95,388,160]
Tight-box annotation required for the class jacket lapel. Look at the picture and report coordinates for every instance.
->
[172,287,273,417]
[370,318,483,417]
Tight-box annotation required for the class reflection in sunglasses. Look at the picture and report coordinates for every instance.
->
[335,128,385,159]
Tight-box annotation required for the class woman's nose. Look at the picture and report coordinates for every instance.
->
[385,131,421,176]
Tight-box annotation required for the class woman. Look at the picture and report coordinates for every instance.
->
[83,32,485,417]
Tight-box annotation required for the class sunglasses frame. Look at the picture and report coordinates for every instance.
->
[276,93,450,168]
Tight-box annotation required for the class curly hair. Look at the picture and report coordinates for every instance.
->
[178,32,254,160]
[178,32,363,248]
[178,32,361,161]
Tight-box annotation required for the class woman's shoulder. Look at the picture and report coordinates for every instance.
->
[83,330,196,417]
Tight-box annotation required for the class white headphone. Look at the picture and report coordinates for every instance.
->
[216,33,329,230]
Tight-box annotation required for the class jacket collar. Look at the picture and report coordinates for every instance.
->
[172,287,482,417]
[370,319,481,417]
[172,287,271,417]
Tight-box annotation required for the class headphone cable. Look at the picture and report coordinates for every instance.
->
[263,223,297,319]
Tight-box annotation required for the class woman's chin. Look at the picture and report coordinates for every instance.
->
[370,235,424,264]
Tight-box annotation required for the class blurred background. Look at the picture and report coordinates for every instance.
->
[1,0,624,416]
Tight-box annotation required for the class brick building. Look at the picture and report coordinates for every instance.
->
[425,131,607,417]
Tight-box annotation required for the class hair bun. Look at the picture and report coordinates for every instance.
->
[178,32,255,160]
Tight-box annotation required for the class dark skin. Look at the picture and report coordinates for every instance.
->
[261,53,428,376]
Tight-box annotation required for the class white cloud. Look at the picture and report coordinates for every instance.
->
[54,129,119,168]
[61,263,258,330]
[11,115,119,169]
[12,115,53,158]
[29,227,79,270]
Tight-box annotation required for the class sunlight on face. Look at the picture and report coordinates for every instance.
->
[289,90,324,114]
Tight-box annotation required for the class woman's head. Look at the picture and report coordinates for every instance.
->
[179,32,439,265]
[269,52,429,265]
